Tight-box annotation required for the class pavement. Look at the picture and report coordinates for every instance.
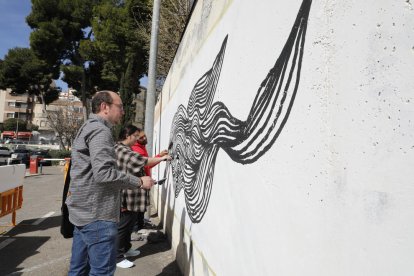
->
[0,166,182,276]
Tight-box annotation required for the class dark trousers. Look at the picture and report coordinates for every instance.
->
[133,211,145,232]
[117,211,138,262]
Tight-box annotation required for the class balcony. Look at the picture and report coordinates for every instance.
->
[4,107,32,113]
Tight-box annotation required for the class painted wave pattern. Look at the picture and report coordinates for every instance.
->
[167,0,312,223]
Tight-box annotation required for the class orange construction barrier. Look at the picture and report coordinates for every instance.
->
[0,186,23,226]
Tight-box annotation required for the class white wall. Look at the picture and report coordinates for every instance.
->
[0,164,25,193]
[152,0,414,275]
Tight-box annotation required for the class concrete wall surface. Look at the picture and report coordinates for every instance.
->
[0,164,25,193]
[151,0,414,275]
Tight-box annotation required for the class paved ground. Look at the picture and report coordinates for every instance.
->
[0,166,182,276]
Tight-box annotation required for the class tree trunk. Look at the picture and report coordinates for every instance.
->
[81,67,88,121]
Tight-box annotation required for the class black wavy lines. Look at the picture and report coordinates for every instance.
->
[167,0,312,223]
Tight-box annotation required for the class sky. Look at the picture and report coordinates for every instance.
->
[0,0,68,91]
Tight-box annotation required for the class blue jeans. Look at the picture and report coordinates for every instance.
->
[68,220,118,276]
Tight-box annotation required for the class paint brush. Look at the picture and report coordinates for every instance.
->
[154,178,166,185]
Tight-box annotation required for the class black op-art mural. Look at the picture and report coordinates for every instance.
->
[166,0,312,223]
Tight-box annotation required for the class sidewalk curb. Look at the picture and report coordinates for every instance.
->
[25,173,41,177]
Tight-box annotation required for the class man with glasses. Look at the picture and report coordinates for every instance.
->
[66,91,154,275]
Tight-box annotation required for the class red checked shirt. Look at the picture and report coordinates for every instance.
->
[114,142,148,212]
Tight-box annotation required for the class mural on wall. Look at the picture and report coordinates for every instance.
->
[166,0,312,223]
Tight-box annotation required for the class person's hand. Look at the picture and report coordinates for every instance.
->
[162,154,172,161]
[159,150,168,157]
[140,176,154,190]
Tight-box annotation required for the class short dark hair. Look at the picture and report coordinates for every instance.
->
[118,124,142,141]
[91,91,114,113]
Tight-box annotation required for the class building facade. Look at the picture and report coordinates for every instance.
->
[0,89,35,141]
[0,88,84,144]
[0,89,35,125]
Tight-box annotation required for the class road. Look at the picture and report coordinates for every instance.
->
[0,166,181,276]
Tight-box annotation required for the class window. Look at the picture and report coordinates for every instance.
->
[7,102,27,108]
[74,107,83,113]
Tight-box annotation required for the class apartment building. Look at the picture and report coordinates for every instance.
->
[32,99,83,129]
[1,87,145,142]
[0,89,35,124]
[0,89,36,141]
[0,88,84,143]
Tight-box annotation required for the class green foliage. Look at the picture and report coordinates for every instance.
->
[27,123,39,131]
[26,0,152,116]
[49,149,72,159]
[27,0,99,114]
[3,118,27,131]
[0,47,59,104]
[61,65,83,91]
[49,149,72,165]
[91,0,151,93]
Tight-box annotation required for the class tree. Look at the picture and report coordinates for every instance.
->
[46,105,84,149]
[27,123,39,131]
[91,0,151,137]
[135,0,193,81]
[3,118,27,131]
[27,0,153,120]
[27,0,100,120]
[0,47,60,107]
[114,56,136,139]
[91,0,151,91]
[121,58,136,124]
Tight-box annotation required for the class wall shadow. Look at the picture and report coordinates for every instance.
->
[158,194,193,276]
[156,260,183,276]
[0,215,63,274]
[154,167,192,275]
[0,235,50,275]
[129,231,171,260]
[4,215,62,236]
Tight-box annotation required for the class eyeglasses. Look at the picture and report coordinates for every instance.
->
[110,103,124,111]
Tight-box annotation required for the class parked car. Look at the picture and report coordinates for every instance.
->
[14,144,27,150]
[31,150,52,166]
[0,146,12,157]
[5,139,29,144]
[12,148,31,166]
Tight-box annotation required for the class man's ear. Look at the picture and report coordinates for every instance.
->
[100,102,108,113]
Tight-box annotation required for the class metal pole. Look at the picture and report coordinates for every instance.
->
[16,109,19,140]
[144,0,161,157]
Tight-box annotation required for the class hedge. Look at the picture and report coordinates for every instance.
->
[49,149,72,159]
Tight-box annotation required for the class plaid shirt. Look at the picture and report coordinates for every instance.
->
[114,142,148,212]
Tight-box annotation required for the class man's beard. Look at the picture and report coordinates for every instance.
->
[139,139,147,145]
